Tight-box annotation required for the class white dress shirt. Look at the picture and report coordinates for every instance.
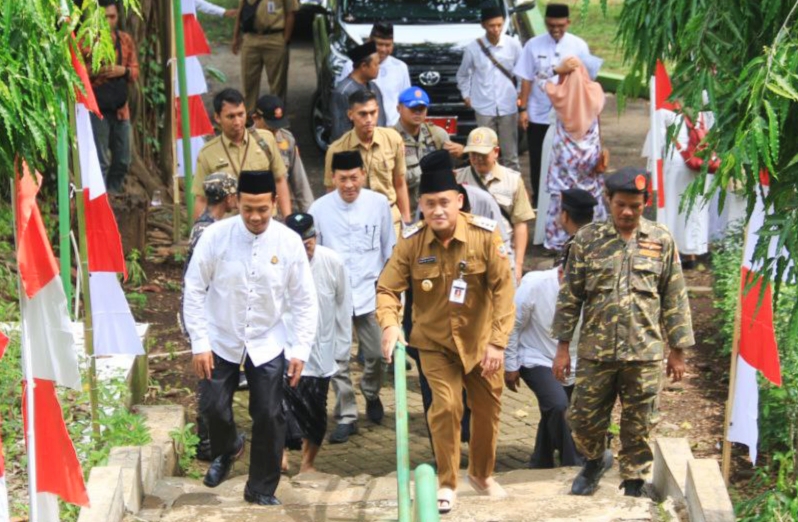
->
[513,32,591,124]
[456,34,522,117]
[337,56,411,126]
[194,0,226,17]
[505,268,577,384]
[303,245,353,377]
[309,189,396,316]
[183,216,318,366]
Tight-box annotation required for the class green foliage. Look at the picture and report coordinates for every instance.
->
[136,32,166,159]
[0,0,139,177]
[126,291,147,313]
[126,248,148,288]
[170,422,201,478]
[736,451,798,521]
[604,0,798,323]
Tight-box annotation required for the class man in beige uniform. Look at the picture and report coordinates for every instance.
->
[193,88,290,219]
[456,126,535,282]
[324,89,411,231]
[234,0,298,109]
[377,162,515,514]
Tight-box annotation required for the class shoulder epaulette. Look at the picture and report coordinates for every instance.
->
[402,221,426,239]
[468,214,497,232]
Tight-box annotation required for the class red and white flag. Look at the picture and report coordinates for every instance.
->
[16,164,90,519]
[70,46,144,356]
[0,331,8,522]
[175,0,214,177]
[648,60,677,216]
[727,172,783,464]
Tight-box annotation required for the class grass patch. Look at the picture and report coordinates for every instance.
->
[197,0,239,45]
[537,0,628,76]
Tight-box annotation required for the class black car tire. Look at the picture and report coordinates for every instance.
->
[310,89,331,152]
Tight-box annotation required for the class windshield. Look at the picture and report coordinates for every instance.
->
[341,0,501,24]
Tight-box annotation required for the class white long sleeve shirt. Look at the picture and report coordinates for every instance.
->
[309,189,396,316]
[337,56,411,126]
[505,268,577,384]
[304,245,353,377]
[513,32,591,125]
[183,216,318,366]
[194,0,226,17]
[456,35,522,117]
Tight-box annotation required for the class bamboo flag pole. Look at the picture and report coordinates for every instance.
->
[169,0,181,244]
[68,102,102,443]
[11,177,40,522]
[720,223,751,484]
[173,0,195,222]
[57,97,73,316]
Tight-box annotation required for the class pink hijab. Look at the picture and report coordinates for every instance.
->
[545,57,605,141]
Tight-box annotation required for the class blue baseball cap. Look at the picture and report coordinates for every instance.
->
[398,87,430,108]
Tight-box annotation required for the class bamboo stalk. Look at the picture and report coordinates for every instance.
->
[57,98,73,316]
[169,0,181,244]
[69,103,101,443]
[173,0,194,221]
[394,341,411,522]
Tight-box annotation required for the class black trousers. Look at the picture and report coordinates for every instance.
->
[526,122,550,208]
[403,285,471,446]
[519,365,582,468]
[199,352,286,496]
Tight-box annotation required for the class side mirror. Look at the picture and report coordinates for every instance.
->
[509,1,536,14]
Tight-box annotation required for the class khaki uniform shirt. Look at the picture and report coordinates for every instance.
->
[324,127,406,210]
[376,213,516,373]
[454,164,535,239]
[394,121,450,193]
[193,129,287,197]
[242,0,298,33]
[552,217,695,362]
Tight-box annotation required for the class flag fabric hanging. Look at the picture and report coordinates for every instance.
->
[175,0,215,177]
[0,332,9,522]
[647,60,675,215]
[727,173,783,464]
[15,164,90,516]
[70,46,144,357]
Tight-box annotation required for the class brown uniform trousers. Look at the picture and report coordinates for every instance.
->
[241,33,288,109]
[376,213,515,489]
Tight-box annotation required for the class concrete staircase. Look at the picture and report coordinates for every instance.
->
[130,467,663,522]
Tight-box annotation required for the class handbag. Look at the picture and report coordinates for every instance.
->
[593,117,609,174]
[93,30,129,113]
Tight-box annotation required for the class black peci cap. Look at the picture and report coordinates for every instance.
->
[370,22,394,39]
[419,150,459,195]
[545,3,569,18]
[561,188,598,214]
[605,167,649,195]
[331,150,364,171]
[238,170,276,195]
[285,213,316,240]
[347,41,378,64]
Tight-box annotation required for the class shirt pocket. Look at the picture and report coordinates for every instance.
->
[631,256,662,296]
[411,264,442,298]
[359,223,381,252]
[585,256,616,293]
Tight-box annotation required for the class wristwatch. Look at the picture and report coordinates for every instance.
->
[518,106,527,112]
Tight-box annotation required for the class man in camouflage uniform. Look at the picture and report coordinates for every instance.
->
[252,95,314,212]
[552,167,692,497]
[183,171,238,461]
[394,86,463,209]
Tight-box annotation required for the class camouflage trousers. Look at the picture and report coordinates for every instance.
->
[567,358,662,480]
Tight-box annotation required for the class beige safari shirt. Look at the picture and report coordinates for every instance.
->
[193,129,287,197]
[376,213,515,374]
[552,217,695,362]
[454,164,535,237]
[324,127,407,208]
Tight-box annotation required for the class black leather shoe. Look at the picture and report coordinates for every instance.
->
[328,423,358,444]
[366,398,384,424]
[203,433,245,488]
[571,449,613,496]
[620,479,645,497]
[244,483,281,506]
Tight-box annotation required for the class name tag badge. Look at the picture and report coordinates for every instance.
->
[449,278,467,304]
[267,0,276,13]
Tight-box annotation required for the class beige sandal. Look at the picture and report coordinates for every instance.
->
[437,487,456,514]
[468,476,508,498]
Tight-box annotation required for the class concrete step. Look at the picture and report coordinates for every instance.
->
[133,467,659,522]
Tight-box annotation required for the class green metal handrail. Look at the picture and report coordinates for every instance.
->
[394,342,440,522]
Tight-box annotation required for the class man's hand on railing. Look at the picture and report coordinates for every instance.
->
[381,325,404,364]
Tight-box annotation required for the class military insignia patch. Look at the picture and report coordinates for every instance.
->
[275,107,283,119]
[494,236,507,258]
[278,139,289,151]
[635,174,647,191]
[639,249,661,258]
[421,279,433,292]
[418,256,437,264]
[271,256,279,264]
[470,215,497,232]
